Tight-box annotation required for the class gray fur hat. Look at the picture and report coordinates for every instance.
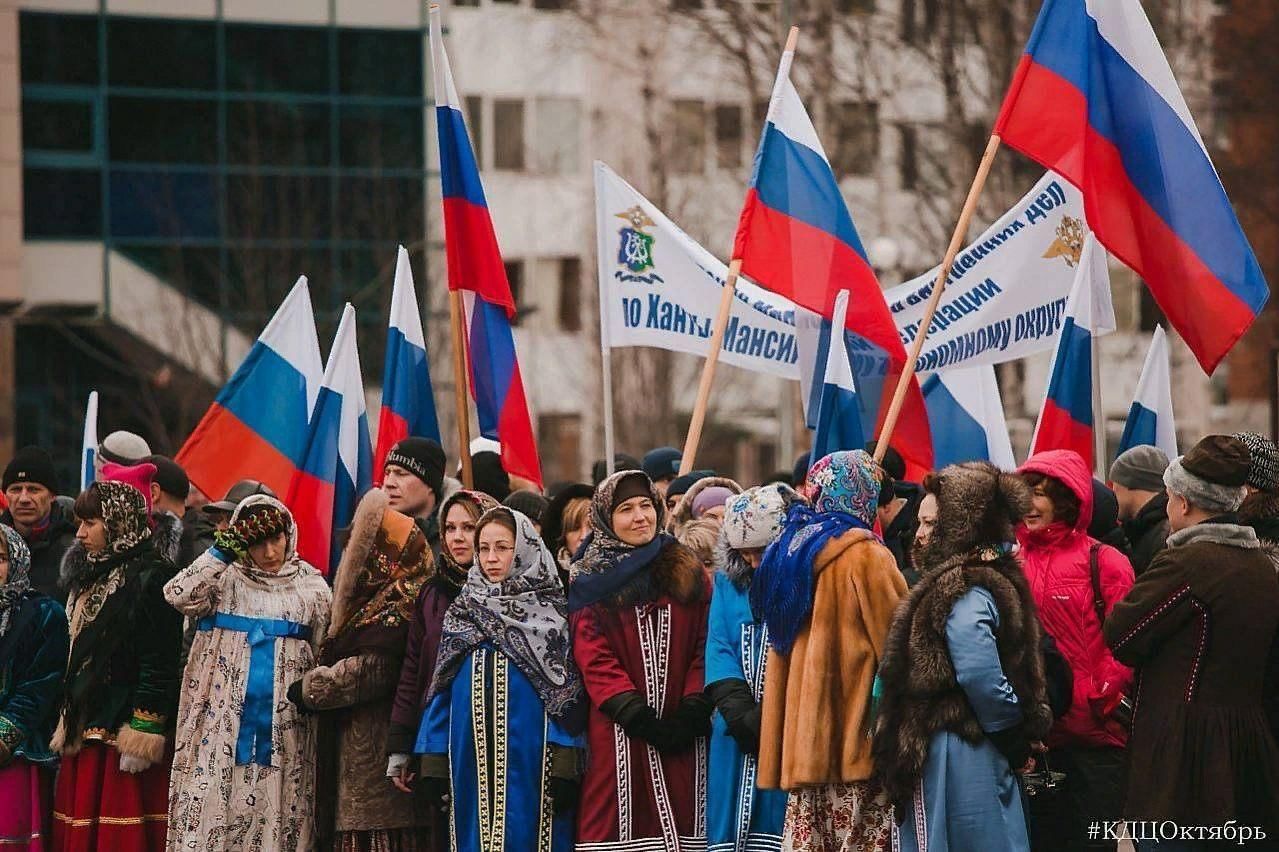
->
[1163,435,1250,514]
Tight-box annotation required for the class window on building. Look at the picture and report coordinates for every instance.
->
[1138,284,1166,332]
[466,96,485,168]
[227,174,332,241]
[20,12,99,86]
[338,29,422,98]
[754,98,770,136]
[339,104,424,168]
[830,101,878,178]
[226,24,331,93]
[454,0,480,7]
[534,97,581,175]
[671,99,706,175]
[23,168,101,238]
[558,256,582,332]
[227,100,332,167]
[898,123,919,191]
[670,0,704,9]
[538,413,582,484]
[899,0,940,45]
[835,0,874,12]
[493,99,526,171]
[22,97,95,155]
[108,17,217,90]
[110,170,219,239]
[714,104,744,170]
[533,0,572,8]
[108,97,218,164]
[505,260,525,324]
[334,176,425,241]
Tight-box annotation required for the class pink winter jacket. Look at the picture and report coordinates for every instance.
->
[1017,450,1134,749]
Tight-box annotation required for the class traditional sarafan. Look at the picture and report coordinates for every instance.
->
[569,471,712,851]
[416,507,585,852]
[163,495,331,852]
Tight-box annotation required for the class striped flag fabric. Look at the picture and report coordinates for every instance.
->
[1116,324,1177,460]
[1030,235,1116,469]
[995,0,1267,374]
[81,390,99,492]
[178,277,323,502]
[429,7,542,488]
[810,290,866,461]
[733,35,932,476]
[374,245,440,483]
[288,304,373,573]
[922,365,1016,470]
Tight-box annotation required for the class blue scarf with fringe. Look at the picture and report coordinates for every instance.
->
[749,502,873,654]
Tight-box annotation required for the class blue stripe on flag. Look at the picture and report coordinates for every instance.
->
[467,297,517,441]
[1117,402,1158,456]
[436,105,489,208]
[1044,317,1094,426]
[218,342,313,466]
[1026,0,1267,312]
[299,385,341,480]
[811,382,866,462]
[922,375,992,467]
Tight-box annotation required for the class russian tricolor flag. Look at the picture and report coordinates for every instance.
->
[374,245,440,484]
[1117,324,1177,460]
[922,365,1016,470]
[1030,235,1116,470]
[178,277,323,502]
[429,7,542,488]
[733,34,932,476]
[810,290,866,461]
[288,304,373,573]
[81,390,98,492]
[995,0,1267,374]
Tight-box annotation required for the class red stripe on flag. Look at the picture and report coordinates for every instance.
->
[373,408,410,488]
[287,470,336,574]
[177,405,300,502]
[1033,398,1094,471]
[735,192,902,357]
[998,57,1257,373]
[497,366,543,488]
[441,197,516,314]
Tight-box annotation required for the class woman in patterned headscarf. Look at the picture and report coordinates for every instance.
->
[52,466,184,852]
[0,522,68,850]
[164,494,331,852]
[570,470,712,851]
[415,507,585,851]
[751,450,906,852]
[295,488,434,852]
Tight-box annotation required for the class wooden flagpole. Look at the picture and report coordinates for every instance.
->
[873,133,1003,465]
[449,290,474,489]
[679,25,800,477]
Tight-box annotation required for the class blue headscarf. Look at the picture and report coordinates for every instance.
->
[751,450,882,654]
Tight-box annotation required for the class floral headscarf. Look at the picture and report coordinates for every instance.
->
[86,480,153,565]
[802,449,883,525]
[430,508,583,722]
[0,524,32,637]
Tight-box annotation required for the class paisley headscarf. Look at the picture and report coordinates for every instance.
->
[752,450,883,654]
[433,490,500,595]
[429,508,583,722]
[88,480,153,565]
[569,470,674,611]
[0,524,32,637]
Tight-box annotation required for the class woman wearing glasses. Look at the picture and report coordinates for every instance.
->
[414,507,585,851]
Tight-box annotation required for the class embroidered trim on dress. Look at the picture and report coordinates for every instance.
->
[1186,599,1210,702]
[1112,584,1191,649]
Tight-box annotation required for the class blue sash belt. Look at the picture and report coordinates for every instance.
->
[197,613,312,766]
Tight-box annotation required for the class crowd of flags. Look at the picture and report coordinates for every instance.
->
[110,0,1264,569]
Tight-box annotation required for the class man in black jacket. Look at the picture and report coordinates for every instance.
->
[1108,445,1170,575]
[1,446,77,600]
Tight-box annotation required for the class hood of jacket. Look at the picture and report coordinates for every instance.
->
[667,476,742,533]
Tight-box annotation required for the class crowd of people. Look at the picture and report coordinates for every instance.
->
[0,426,1276,852]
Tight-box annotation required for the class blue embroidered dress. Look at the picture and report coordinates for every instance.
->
[897,587,1030,852]
[416,642,583,852]
[705,572,786,852]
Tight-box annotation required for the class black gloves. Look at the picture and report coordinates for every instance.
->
[986,724,1031,772]
[600,691,709,754]
[547,777,580,816]
[706,679,762,755]
[286,679,314,714]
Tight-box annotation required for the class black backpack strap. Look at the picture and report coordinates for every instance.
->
[1089,542,1106,625]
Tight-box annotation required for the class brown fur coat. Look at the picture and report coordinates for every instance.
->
[757,528,906,790]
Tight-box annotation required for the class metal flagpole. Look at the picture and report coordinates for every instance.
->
[593,162,618,478]
[1092,333,1106,476]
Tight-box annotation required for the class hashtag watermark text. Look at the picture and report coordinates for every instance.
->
[1086,821,1268,845]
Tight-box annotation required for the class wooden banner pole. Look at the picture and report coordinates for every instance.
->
[448,290,474,489]
[873,133,1003,465]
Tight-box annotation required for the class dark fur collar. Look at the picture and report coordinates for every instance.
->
[601,540,707,608]
[151,511,183,566]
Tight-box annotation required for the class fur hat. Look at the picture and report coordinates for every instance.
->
[920,461,1030,568]
[1164,435,1250,514]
